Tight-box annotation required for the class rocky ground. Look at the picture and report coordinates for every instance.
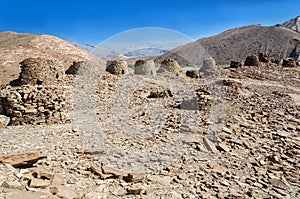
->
[1,64,300,198]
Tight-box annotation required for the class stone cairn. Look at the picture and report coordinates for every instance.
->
[14,58,65,86]
[244,54,260,66]
[134,59,156,76]
[157,58,182,74]
[200,56,218,76]
[282,58,297,67]
[106,60,128,75]
[0,85,70,125]
[231,52,298,68]
[230,61,243,68]
[0,57,71,126]
[259,52,271,63]
[186,70,200,78]
[65,61,83,75]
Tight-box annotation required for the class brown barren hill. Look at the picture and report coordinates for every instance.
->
[197,25,300,65]
[0,32,104,86]
[160,19,300,66]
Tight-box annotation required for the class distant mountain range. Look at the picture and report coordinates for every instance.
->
[74,16,300,66]
[74,42,187,60]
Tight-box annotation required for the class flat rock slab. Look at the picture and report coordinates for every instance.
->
[0,152,47,167]
[2,189,59,199]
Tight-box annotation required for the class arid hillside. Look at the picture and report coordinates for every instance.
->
[0,32,104,86]
[159,24,300,66]
[282,15,300,33]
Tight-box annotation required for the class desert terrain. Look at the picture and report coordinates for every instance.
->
[0,17,300,199]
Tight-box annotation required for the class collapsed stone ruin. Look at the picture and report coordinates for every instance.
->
[282,57,297,67]
[0,57,73,126]
[186,70,201,79]
[230,52,297,68]
[0,85,70,125]
[230,61,243,68]
[65,61,83,75]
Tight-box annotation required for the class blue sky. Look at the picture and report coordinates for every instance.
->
[0,0,299,45]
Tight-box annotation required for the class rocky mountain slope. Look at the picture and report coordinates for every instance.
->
[282,16,300,33]
[159,17,300,66]
[1,57,300,198]
[0,32,104,86]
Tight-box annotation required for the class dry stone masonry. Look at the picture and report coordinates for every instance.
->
[186,70,200,78]
[0,115,10,128]
[65,61,83,75]
[14,58,65,86]
[200,56,217,73]
[244,54,260,66]
[230,60,243,68]
[259,52,271,63]
[0,57,72,126]
[282,57,297,67]
[0,85,70,125]
[157,58,182,74]
[106,60,128,75]
[134,59,156,76]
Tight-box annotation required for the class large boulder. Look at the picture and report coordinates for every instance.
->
[244,54,259,66]
[282,58,297,67]
[134,60,156,76]
[157,58,182,74]
[0,115,10,128]
[106,60,128,75]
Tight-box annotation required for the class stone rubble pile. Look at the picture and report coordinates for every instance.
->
[0,54,300,198]
[0,85,70,125]
[0,151,77,199]
[65,61,83,75]
[282,57,297,67]
[231,52,298,68]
